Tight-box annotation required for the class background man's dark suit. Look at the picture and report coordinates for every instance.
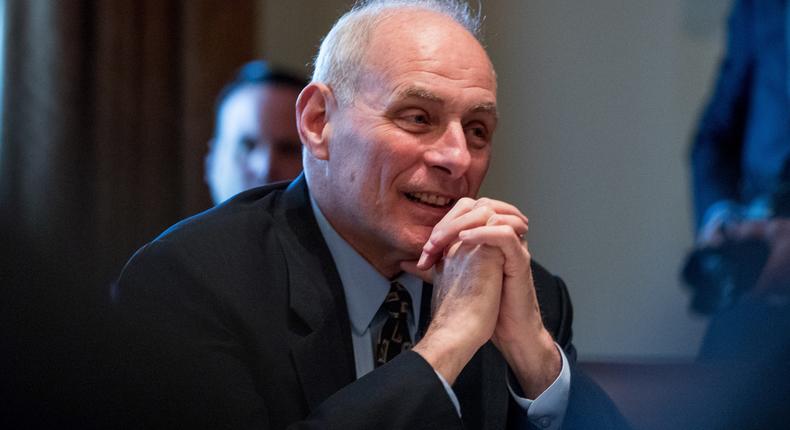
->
[112,176,626,429]
[691,0,790,228]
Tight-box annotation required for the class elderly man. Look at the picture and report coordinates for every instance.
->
[114,1,626,428]
[205,61,306,204]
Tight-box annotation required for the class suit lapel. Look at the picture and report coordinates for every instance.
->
[272,175,357,411]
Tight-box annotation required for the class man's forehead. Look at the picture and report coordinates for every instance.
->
[361,11,496,88]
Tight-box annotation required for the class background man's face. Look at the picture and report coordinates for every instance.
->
[318,10,498,274]
[206,84,302,204]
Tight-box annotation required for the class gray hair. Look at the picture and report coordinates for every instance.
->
[312,0,483,105]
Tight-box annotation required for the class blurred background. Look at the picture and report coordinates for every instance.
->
[1,0,739,426]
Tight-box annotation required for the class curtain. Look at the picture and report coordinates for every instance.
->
[1,0,259,294]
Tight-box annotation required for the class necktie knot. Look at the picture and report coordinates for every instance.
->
[382,281,413,316]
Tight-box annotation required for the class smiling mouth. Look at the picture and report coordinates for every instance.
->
[404,192,455,208]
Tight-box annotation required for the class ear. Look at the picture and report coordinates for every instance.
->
[296,83,336,161]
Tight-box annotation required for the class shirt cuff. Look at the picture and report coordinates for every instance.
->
[506,342,570,430]
[434,369,462,417]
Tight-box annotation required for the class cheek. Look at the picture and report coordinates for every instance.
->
[331,123,418,198]
[216,150,241,174]
[351,144,393,185]
[468,156,491,194]
[372,151,413,200]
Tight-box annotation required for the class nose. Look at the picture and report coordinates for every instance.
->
[424,122,471,179]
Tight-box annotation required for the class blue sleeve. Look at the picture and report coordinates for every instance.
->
[690,0,754,230]
[506,343,570,430]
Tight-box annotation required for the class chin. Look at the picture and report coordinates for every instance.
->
[395,227,432,258]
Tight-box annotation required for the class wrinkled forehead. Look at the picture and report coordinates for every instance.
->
[360,8,497,93]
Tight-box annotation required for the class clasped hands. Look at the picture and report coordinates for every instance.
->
[403,197,561,398]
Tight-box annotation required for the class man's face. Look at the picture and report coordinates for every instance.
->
[206,84,302,204]
[318,10,498,275]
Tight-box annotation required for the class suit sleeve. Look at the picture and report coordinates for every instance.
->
[690,0,754,229]
[110,239,462,430]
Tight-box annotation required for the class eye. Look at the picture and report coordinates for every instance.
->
[469,125,486,138]
[464,122,491,149]
[240,137,256,152]
[408,113,430,125]
[394,109,432,132]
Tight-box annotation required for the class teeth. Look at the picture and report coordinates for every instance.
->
[410,192,452,207]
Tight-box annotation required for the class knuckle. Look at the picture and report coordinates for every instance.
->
[475,197,491,207]
[481,206,495,219]
[509,228,523,241]
[458,197,475,207]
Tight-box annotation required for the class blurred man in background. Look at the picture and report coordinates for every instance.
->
[691,0,790,241]
[205,60,307,204]
[685,0,790,312]
[678,1,790,426]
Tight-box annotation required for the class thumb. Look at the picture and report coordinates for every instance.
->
[399,260,434,284]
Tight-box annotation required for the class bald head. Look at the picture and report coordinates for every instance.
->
[312,0,485,106]
[358,7,495,96]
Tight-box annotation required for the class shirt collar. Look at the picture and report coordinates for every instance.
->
[310,196,422,336]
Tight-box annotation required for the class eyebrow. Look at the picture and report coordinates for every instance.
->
[395,86,498,120]
[396,87,445,104]
[470,102,498,119]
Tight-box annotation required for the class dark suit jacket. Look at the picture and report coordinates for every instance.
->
[691,0,790,228]
[112,176,627,429]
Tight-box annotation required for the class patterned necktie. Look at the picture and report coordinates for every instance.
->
[375,281,413,367]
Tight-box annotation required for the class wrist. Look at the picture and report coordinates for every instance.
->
[413,325,482,385]
[498,330,560,398]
